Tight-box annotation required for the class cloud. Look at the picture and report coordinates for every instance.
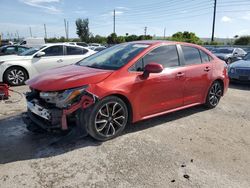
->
[73,10,87,14]
[221,16,232,22]
[241,12,250,21]
[101,10,124,17]
[115,6,129,10]
[20,0,61,14]
[238,29,249,36]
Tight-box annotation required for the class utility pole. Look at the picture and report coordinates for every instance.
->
[144,26,147,36]
[64,19,67,39]
[211,0,217,42]
[163,27,166,39]
[44,24,47,39]
[67,21,69,39]
[113,9,116,34]
[29,27,32,37]
[16,30,19,40]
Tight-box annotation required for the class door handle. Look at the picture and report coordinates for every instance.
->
[176,72,185,78]
[204,67,211,72]
[57,59,63,63]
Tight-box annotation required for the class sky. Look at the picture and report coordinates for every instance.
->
[0,0,250,39]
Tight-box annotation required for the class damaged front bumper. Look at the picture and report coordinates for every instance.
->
[23,89,98,132]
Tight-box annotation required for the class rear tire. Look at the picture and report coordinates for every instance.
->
[3,67,28,86]
[204,81,223,109]
[81,96,128,141]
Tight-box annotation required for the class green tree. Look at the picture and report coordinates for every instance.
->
[107,33,118,44]
[171,31,202,44]
[234,36,250,45]
[75,18,90,42]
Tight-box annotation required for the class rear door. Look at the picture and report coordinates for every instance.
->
[32,45,64,73]
[63,46,92,65]
[180,45,212,105]
[130,45,185,117]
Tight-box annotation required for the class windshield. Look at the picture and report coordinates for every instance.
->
[77,43,149,70]
[19,46,45,56]
[243,53,250,60]
[212,48,233,54]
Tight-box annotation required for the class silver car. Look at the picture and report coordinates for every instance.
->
[212,47,247,64]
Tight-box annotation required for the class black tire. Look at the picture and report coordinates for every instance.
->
[204,81,223,109]
[80,96,129,141]
[3,66,28,86]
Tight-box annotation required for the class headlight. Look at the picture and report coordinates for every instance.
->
[230,68,235,74]
[40,85,88,108]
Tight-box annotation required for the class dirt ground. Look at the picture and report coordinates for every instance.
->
[0,83,250,188]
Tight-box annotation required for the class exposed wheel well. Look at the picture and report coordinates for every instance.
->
[3,65,29,82]
[214,79,224,95]
[110,94,133,123]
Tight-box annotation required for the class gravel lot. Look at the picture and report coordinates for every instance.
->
[0,84,250,188]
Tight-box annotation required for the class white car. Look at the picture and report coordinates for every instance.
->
[0,43,95,86]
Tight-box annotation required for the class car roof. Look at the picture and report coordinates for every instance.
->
[128,40,203,48]
[43,43,88,48]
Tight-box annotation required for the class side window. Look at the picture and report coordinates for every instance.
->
[143,45,179,68]
[5,47,16,54]
[17,47,27,53]
[199,50,210,63]
[42,45,63,56]
[182,46,202,65]
[66,46,88,55]
[130,45,179,71]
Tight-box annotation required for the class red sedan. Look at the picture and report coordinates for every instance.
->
[24,41,229,141]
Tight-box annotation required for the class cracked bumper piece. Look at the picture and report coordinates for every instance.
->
[23,94,96,131]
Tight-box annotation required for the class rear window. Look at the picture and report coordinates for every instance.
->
[66,46,88,55]
[182,46,202,65]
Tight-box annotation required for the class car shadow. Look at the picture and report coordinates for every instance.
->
[0,105,207,164]
[229,82,250,90]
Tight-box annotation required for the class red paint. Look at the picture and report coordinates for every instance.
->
[27,41,229,124]
[0,84,9,100]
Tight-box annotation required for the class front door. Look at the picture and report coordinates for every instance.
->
[130,45,184,118]
[32,45,65,73]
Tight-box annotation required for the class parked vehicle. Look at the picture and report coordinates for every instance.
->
[88,43,102,48]
[211,47,247,64]
[90,46,106,52]
[20,37,45,48]
[0,45,29,56]
[0,43,95,86]
[66,42,88,47]
[23,41,229,141]
[228,53,250,82]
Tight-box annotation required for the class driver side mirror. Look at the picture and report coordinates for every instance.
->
[34,51,45,58]
[142,62,163,78]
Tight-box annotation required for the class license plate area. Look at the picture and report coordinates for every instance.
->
[27,101,51,120]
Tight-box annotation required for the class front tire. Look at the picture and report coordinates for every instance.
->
[204,81,223,109]
[3,67,28,86]
[81,96,128,141]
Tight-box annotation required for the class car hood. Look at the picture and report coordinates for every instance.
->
[230,60,250,68]
[26,65,114,91]
[0,55,32,62]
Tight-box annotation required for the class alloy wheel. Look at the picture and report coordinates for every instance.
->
[7,69,25,85]
[95,102,126,137]
[208,82,222,107]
